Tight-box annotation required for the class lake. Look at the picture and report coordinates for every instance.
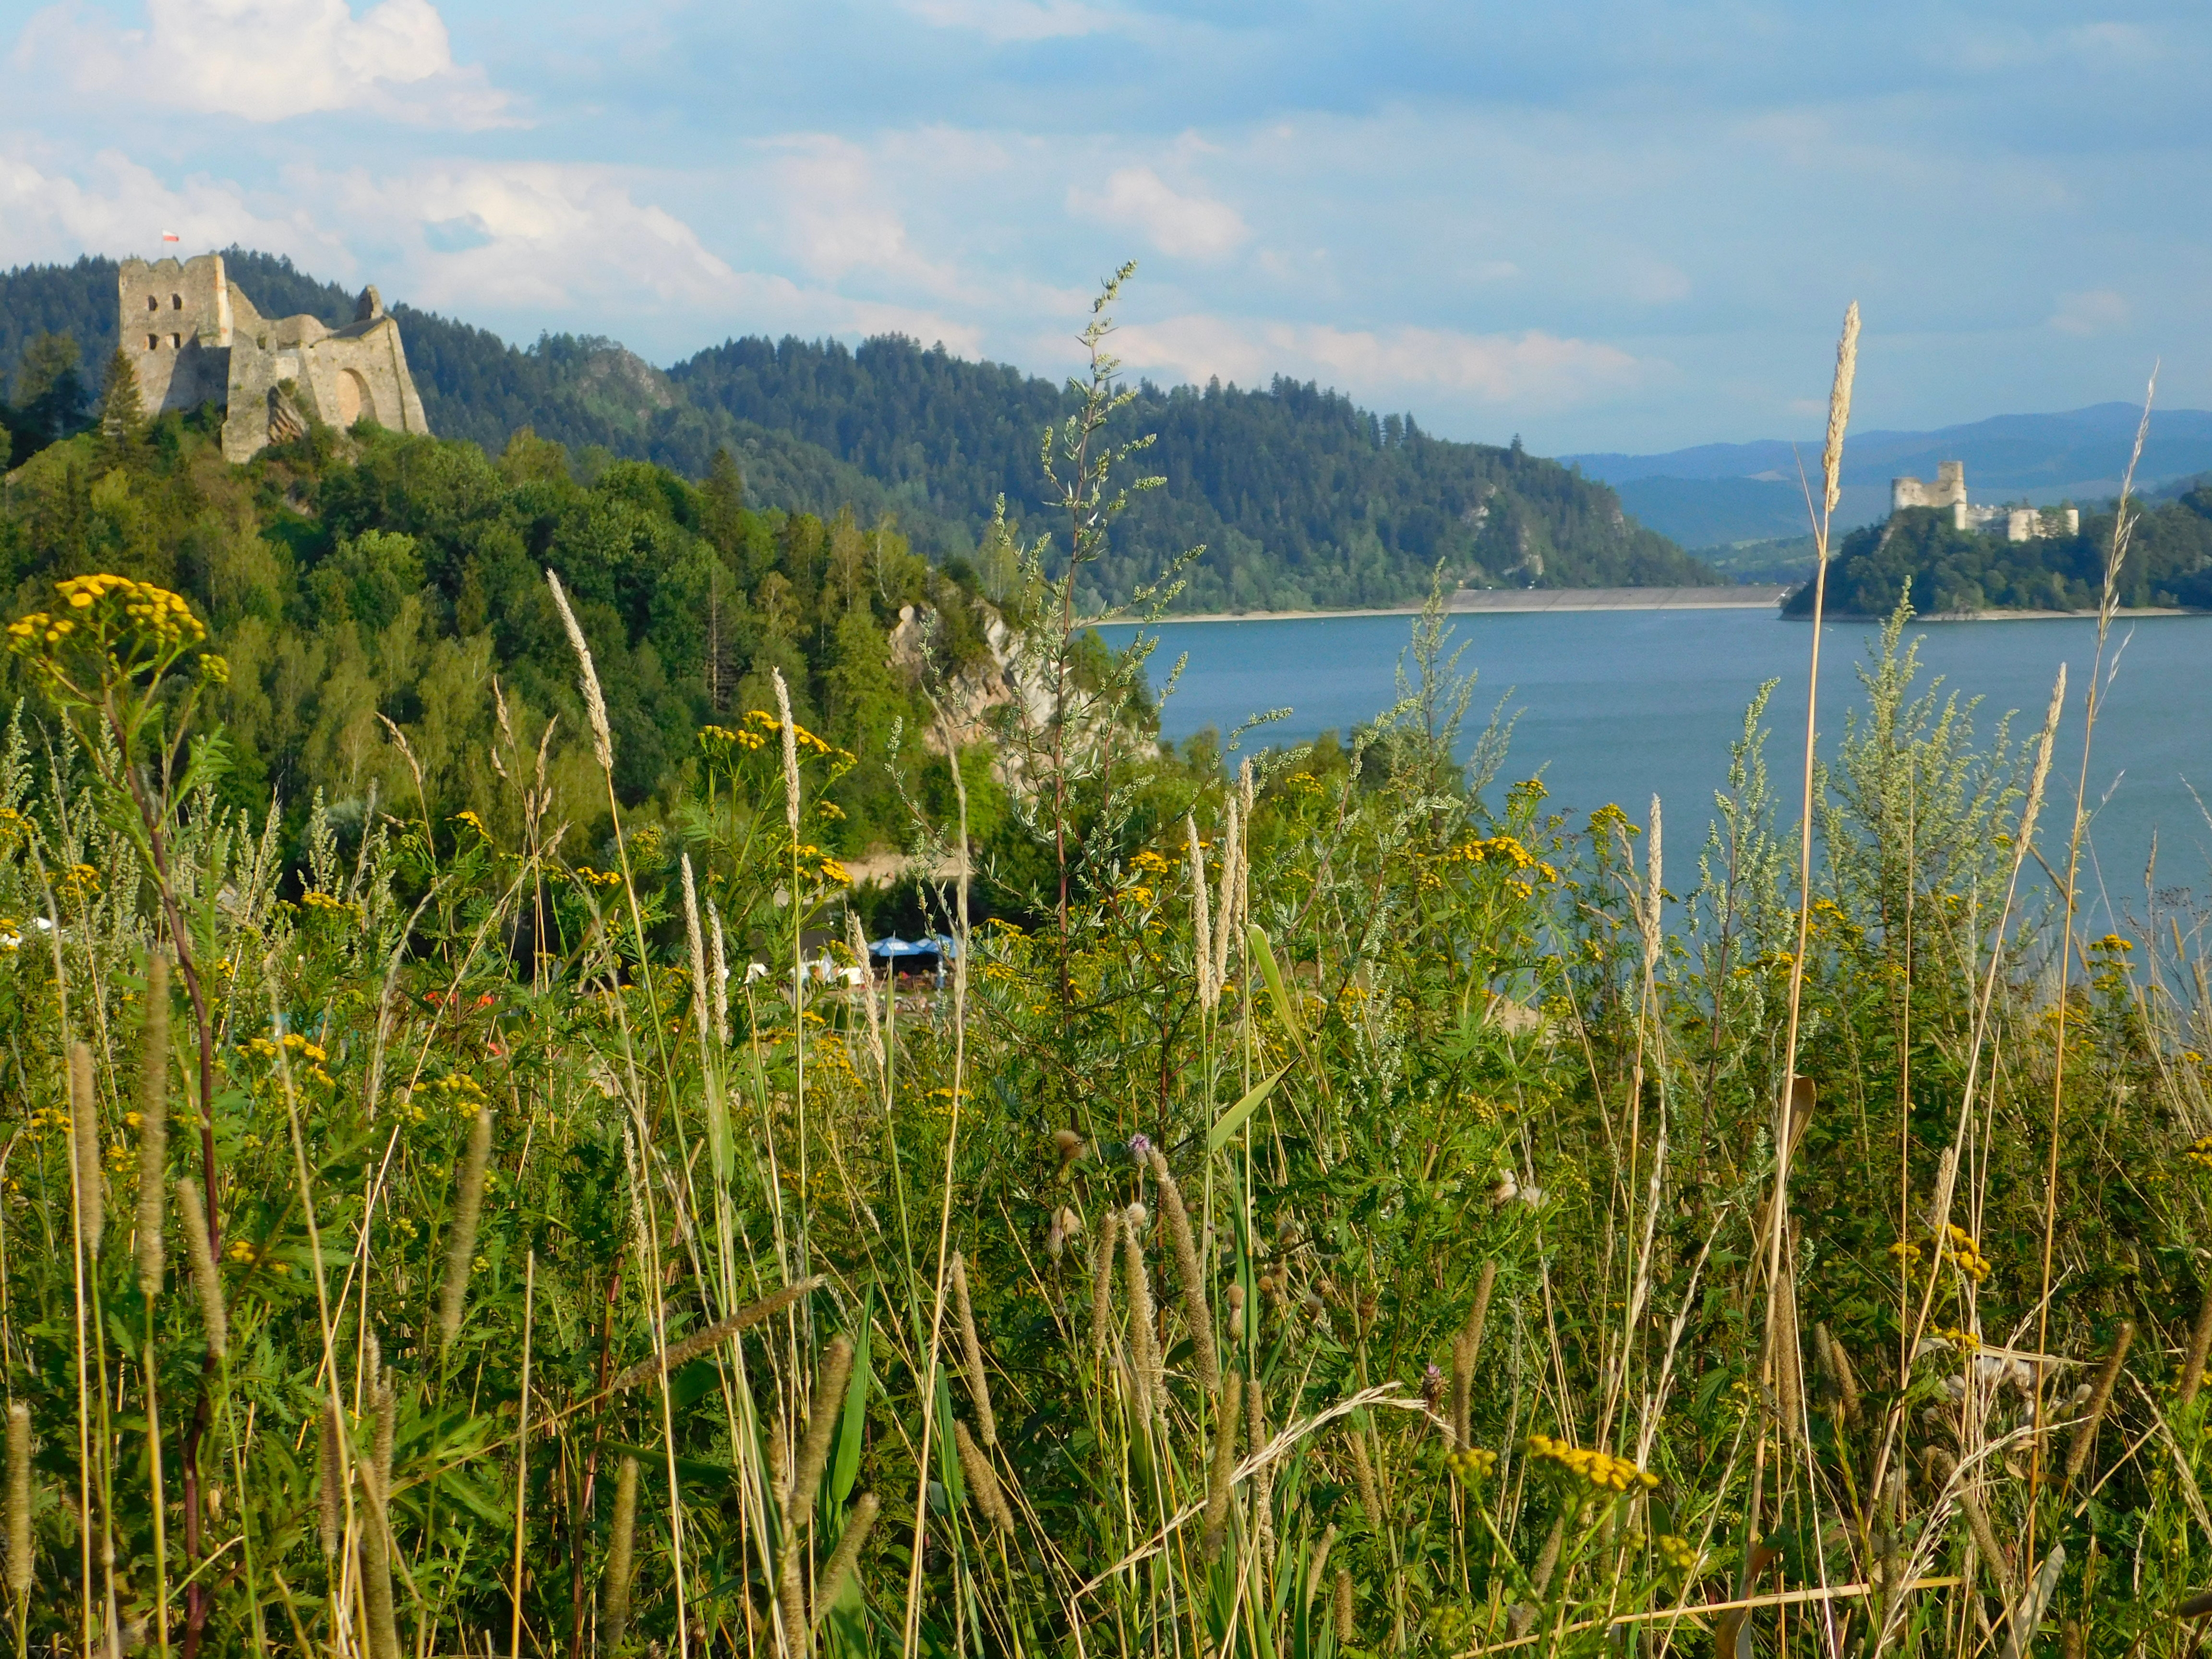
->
[1098,608,2212,910]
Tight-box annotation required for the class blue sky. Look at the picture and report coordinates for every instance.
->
[2,0,2204,451]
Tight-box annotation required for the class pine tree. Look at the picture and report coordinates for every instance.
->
[97,348,147,466]
[12,332,87,452]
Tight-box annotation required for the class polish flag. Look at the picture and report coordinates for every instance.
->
[161,231,181,242]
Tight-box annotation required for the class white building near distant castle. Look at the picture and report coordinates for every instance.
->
[1891,461,2079,542]
[118,252,430,462]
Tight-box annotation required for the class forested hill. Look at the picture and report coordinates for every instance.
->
[665,337,1716,608]
[2,249,1716,611]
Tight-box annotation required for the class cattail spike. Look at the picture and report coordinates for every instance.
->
[70,1042,103,1260]
[789,1335,855,1516]
[135,953,170,1297]
[437,1108,496,1350]
[603,1455,639,1652]
[950,1255,997,1447]
[176,1179,226,1358]
[2064,1321,2134,1488]
[811,1491,879,1626]
[6,1400,30,1598]
[1145,1148,1218,1390]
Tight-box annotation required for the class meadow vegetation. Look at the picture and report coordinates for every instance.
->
[0,296,2207,1659]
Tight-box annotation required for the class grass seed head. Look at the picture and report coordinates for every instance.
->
[176,1178,225,1358]
[134,950,169,1297]
[70,1041,102,1259]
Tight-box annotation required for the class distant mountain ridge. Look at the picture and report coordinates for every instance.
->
[0,249,1716,613]
[1566,405,2212,551]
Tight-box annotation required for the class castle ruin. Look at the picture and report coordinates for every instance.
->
[119,252,430,462]
[1891,461,2078,542]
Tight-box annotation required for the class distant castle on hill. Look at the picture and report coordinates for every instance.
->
[119,252,430,462]
[1891,461,2078,543]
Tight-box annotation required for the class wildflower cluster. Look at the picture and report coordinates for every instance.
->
[572,865,624,889]
[698,710,855,769]
[300,890,361,922]
[2184,1134,2212,1173]
[431,1073,489,1117]
[1938,1224,1992,1283]
[1443,1446,1497,1482]
[8,575,225,691]
[450,809,492,841]
[791,842,849,887]
[1445,834,1560,886]
[1655,1535,1700,1573]
[1129,848,1172,876]
[1527,1434,1658,1493]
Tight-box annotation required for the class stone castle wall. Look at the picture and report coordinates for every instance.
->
[116,252,430,461]
[1889,459,2080,543]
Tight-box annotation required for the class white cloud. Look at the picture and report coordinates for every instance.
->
[898,0,1118,44]
[14,0,509,127]
[1115,314,1648,410]
[2047,289,2129,337]
[318,162,741,313]
[0,142,341,269]
[1070,167,1248,260]
[763,137,964,296]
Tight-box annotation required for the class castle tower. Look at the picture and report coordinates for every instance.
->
[1891,460,1967,515]
[115,251,430,460]
[118,253,235,416]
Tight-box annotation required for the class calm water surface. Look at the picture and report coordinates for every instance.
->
[1100,610,2212,904]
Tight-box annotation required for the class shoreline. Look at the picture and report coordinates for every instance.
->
[1799,606,2204,623]
[1101,585,1794,625]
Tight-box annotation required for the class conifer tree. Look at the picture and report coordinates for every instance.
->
[97,348,147,465]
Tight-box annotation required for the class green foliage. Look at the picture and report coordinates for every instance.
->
[1788,490,2212,615]
[5,251,1720,614]
[0,562,2205,1659]
[0,413,1016,866]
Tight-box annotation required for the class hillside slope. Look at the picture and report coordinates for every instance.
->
[3,250,1717,610]
[667,336,1715,610]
